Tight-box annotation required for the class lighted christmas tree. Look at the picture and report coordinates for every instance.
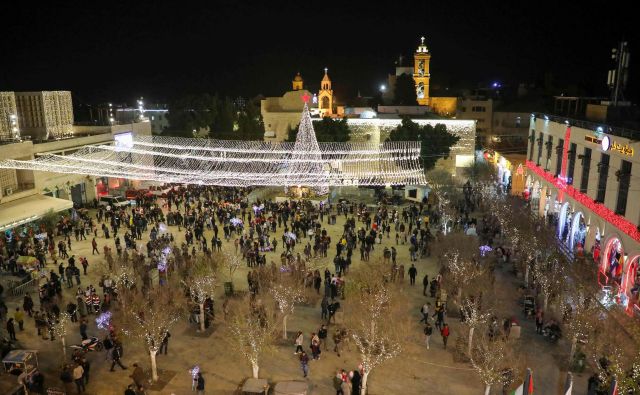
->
[286,101,329,195]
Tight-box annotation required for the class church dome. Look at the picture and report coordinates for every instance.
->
[293,72,303,81]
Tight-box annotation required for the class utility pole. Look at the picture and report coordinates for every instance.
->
[608,41,631,106]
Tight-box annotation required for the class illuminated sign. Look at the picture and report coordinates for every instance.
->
[601,135,611,151]
[585,134,634,157]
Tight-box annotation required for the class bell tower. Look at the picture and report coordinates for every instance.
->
[292,72,304,91]
[318,67,333,116]
[413,36,431,106]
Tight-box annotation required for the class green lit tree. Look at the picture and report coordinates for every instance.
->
[286,117,351,142]
[387,118,459,171]
[393,73,417,105]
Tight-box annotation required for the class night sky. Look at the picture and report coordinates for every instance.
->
[1,1,637,105]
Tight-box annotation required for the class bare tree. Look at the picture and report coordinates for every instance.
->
[435,233,482,305]
[461,297,491,357]
[346,260,404,395]
[226,296,276,379]
[52,312,72,361]
[183,256,219,332]
[470,332,518,395]
[118,285,186,381]
[218,251,241,288]
[269,279,306,339]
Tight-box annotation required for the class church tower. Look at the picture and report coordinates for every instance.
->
[318,67,333,117]
[292,72,304,91]
[413,36,431,106]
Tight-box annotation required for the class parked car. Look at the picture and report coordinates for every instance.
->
[98,195,130,208]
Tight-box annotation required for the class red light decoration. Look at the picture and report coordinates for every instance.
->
[301,93,310,103]
[526,160,640,243]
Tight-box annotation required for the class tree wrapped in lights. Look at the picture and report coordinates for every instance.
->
[469,332,519,395]
[218,251,241,289]
[183,256,219,332]
[269,279,306,340]
[118,285,186,382]
[562,288,601,366]
[346,260,405,395]
[532,252,565,311]
[226,296,276,379]
[426,169,459,234]
[286,103,329,195]
[436,233,482,304]
[461,297,491,357]
[52,312,72,361]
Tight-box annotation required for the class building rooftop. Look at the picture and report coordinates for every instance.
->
[534,112,640,141]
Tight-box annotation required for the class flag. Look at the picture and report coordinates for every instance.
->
[609,378,618,395]
[564,372,573,395]
[510,384,524,395]
[523,368,534,394]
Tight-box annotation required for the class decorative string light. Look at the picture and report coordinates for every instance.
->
[0,106,427,188]
[96,311,112,330]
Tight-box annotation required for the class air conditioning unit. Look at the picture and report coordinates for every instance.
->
[4,187,13,196]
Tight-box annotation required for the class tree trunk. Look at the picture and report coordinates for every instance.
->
[543,294,549,311]
[360,371,369,395]
[199,303,205,332]
[150,349,158,382]
[252,362,259,379]
[484,383,491,395]
[282,314,288,339]
[569,336,577,364]
[61,337,67,361]
[524,264,529,287]
[468,327,474,356]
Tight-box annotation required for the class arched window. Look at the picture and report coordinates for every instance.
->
[321,96,330,109]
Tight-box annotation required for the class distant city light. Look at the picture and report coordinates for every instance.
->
[380,84,387,92]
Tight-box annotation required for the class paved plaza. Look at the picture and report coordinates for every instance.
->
[1,192,590,395]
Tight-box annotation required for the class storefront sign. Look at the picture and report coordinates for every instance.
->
[584,135,634,156]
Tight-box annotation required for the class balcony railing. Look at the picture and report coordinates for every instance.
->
[534,112,640,140]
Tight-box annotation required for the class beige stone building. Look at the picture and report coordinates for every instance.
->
[15,91,74,140]
[525,114,640,315]
[0,92,20,141]
[0,97,151,231]
[261,72,325,141]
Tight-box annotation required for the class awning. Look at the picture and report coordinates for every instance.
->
[0,194,73,232]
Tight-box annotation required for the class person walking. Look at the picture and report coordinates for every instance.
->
[196,372,205,395]
[422,274,429,296]
[441,323,450,349]
[321,296,329,320]
[419,302,430,324]
[408,264,417,285]
[159,331,170,355]
[299,351,309,378]
[130,363,145,388]
[92,238,99,255]
[14,308,24,331]
[79,318,88,340]
[294,331,304,354]
[109,343,127,371]
[73,363,85,393]
[23,293,34,317]
[535,309,544,334]
[7,318,17,340]
[423,322,433,349]
[318,325,328,351]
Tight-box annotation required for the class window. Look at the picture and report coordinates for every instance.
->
[579,148,591,194]
[615,160,632,215]
[536,132,544,166]
[472,106,486,112]
[596,153,609,203]
[460,107,466,112]
[555,138,564,176]
[545,135,553,170]
[528,129,536,161]
[567,143,577,184]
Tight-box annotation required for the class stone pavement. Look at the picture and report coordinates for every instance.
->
[0,199,589,394]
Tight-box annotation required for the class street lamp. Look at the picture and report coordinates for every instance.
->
[380,84,386,92]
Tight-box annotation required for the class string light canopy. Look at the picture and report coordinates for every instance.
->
[0,105,427,188]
